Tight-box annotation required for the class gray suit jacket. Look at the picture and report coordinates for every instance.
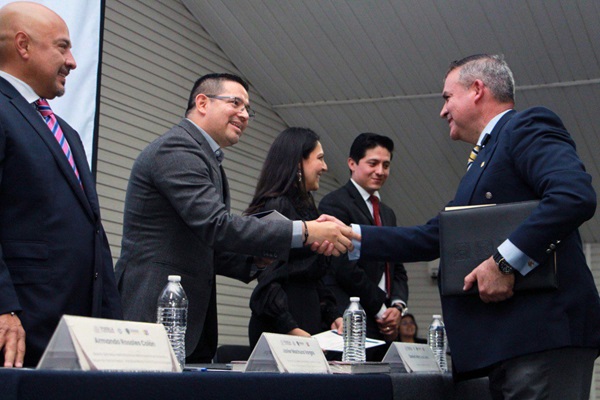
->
[115,119,292,359]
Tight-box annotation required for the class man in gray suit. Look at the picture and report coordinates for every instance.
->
[115,73,353,363]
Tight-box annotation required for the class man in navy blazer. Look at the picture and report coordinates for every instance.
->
[344,55,600,398]
[0,2,122,367]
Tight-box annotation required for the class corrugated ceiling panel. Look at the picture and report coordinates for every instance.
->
[186,0,600,243]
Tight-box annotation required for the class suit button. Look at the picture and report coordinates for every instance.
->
[549,244,556,250]
[485,192,492,199]
[546,249,551,254]
[94,272,99,280]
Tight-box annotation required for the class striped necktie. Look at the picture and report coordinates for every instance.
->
[36,98,82,186]
[466,144,482,170]
[466,133,491,171]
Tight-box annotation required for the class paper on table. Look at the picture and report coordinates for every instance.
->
[313,330,385,352]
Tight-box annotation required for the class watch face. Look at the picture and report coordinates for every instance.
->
[494,252,513,274]
[498,260,514,274]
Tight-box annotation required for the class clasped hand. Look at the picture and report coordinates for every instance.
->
[463,256,515,303]
[376,307,400,340]
[306,215,360,256]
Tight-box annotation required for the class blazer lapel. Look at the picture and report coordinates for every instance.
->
[379,204,393,227]
[8,89,95,220]
[220,164,230,209]
[345,181,374,224]
[454,111,516,205]
[58,115,98,219]
[179,119,229,208]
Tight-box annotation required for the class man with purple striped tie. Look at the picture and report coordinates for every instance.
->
[0,2,122,368]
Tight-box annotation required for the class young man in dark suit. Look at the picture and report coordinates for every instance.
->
[339,54,600,399]
[0,2,122,367]
[320,133,408,360]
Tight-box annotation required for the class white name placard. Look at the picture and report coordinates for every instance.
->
[382,343,441,373]
[313,330,385,352]
[37,315,180,372]
[245,333,330,374]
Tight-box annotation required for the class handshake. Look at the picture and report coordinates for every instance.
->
[304,214,361,257]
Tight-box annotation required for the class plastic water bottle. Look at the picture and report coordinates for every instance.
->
[428,314,448,372]
[157,275,188,370]
[342,297,366,362]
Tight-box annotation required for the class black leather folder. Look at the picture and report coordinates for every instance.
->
[439,200,558,296]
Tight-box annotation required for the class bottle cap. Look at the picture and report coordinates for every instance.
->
[433,314,441,319]
[168,275,181,282]
[350,296,360,302]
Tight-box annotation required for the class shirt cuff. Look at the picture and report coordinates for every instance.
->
[391,300,406,308]
[376,304,387,320]
[348,224,362,260]
[498,239,538,275]
[291,220,303,248]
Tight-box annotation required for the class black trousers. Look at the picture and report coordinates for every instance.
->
[488,347,598,400]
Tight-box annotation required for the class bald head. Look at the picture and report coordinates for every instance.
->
[0,1,76,99]
[0,2,62,59]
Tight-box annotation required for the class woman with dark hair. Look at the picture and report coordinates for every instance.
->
[246,127,342,348]
[396,313,427,344]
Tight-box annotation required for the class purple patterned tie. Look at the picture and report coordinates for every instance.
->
[36,98,82,187]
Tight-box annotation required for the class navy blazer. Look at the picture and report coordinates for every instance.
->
[359,107,600,377]
[0,77,122,366]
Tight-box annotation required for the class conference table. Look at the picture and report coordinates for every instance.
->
[1,368,491,400]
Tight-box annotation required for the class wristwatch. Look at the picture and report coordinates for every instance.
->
[392,303,407,316]
[493,251,514,275]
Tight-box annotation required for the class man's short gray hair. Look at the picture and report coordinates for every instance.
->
[447,54,515,103]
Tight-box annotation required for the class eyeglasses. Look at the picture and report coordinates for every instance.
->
[205,95,255,119]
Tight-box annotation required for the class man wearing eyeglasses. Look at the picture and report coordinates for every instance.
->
[115,73,355,364]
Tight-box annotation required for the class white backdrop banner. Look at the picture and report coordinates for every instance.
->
[0,0,102,170]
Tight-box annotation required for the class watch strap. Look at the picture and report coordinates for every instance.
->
[493,251,514,274]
